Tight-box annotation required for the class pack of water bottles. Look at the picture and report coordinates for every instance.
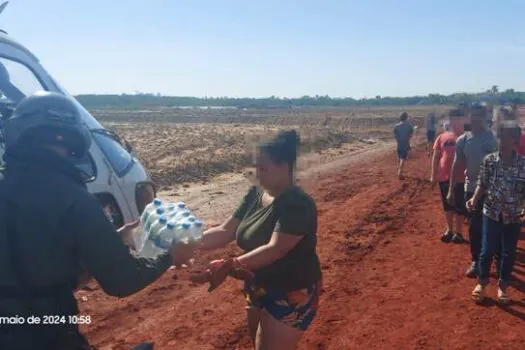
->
[135,198,204,258]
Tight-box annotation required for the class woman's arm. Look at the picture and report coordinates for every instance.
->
[236,231,303,270]
[471,185,485,204]
[471,156,489,204]
[199,216,240,251]
[466,184,485,212]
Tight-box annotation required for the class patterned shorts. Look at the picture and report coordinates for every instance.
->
[243,281,320,331]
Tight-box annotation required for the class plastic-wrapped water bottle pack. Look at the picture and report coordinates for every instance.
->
[134,198,204,258]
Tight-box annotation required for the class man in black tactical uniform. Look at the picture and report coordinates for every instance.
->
[0,92,196,349]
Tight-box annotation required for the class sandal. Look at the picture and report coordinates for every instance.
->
[472,284,485,304]
[440,231,453,243]
[497,287,511,305]
[451,233,467,244]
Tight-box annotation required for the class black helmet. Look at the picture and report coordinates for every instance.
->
[3,91,91,158]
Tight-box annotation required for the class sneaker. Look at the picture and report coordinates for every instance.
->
[440,231,454,243]
[465,262,478,278]
[452,233,467,244]
[497,287,511,305]
[472,284,486,304]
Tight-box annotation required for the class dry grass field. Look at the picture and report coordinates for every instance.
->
[94,105,447,188]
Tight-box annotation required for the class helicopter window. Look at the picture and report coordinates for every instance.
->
[92,130,134,177]
[0,57,45,105]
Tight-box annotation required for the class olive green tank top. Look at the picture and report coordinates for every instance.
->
[234,186,321,291]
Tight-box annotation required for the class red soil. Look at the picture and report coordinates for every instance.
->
[79,143,525,349]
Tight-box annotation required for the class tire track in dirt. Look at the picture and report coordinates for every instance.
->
[303,156,430,349]
[303,145,525,349]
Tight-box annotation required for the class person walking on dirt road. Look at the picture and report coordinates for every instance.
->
[466,122,524,304]
[393,112,414,179]
[448,105,498,278]
[426,112,437,156]
[0,92,196,350]
[194,130,322,350]
[430,109,467,243]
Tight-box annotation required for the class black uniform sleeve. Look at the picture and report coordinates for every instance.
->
[64,194,172,297]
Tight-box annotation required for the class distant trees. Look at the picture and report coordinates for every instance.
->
[75,87,525,110]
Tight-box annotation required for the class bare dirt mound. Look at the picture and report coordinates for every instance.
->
[78,142,525,349]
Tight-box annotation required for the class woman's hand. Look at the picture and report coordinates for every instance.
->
[199,217,239,251]
[169,241,199,267]
[190,258,254,292]
[446,191,455,206]
[466,198,476,212]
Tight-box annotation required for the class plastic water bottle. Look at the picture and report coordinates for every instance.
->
[174,223,191,244]
[140,215,167,258]
[173,209,191,223]
[135,199,163,251]
[156,221,177,251]
[188,220,204,242]
[166,202,186,219]
[181,215,197,225]
[164,203,175,215]
[144,208,165,232]
[140,198,162,224]
[164,202,180,217]
[150,215,168,241]
[140,239,157,258]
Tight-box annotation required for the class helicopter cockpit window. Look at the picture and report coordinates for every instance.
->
[0,57,45,107]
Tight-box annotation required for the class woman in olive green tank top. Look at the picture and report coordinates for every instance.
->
[194,130,321,350]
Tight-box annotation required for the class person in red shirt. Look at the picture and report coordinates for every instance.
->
[431,109,467,243]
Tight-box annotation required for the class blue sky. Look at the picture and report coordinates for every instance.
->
[2,0,524,97]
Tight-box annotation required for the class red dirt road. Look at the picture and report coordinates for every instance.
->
[79,142,525,349]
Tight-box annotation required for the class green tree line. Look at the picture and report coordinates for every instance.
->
[76,87,525,110]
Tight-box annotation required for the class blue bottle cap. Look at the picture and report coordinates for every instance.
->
[156,208,165,215]
[159,216,167,224]
[194,220,203,227]
[176,202,186,208]
[153,198,162,206]
[182,223,190,230]
[187,216,196,222]
[166,222,176,229]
